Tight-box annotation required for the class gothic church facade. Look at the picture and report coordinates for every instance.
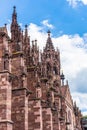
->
[0,7,82,130]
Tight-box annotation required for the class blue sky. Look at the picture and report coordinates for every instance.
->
[0,0,87,115]
[0,0,87,35]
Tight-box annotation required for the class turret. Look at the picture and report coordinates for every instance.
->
[41,31,60,77]
[60,71,65,86]
[23,25,30,56]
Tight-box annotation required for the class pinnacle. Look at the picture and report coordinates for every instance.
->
[47,30,51,37]
[13,6,16,9]
[13,6,16,13]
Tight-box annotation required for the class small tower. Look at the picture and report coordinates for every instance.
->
[11,6,21,42]
[29,40,39,66]
[23,25,30,59]
[60,71,65,86]
[41,30,60,77]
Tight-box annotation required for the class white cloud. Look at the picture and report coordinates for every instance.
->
[28,23,47,48]
[67,0,78,7]
[67,0,87,7]
[82,0,87,5]
[41,20,54,29]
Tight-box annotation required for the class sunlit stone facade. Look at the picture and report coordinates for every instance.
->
[0,7,82,130]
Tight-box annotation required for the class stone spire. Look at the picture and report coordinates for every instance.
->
[24,24,30,45]
[23,25,30,56]
[25,25,28,37]
[12,6,17,23]
[11,6,19,42]
[45,30,54,51]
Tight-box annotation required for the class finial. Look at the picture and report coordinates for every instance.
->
[4,23,7,27]
[13,6,16,10]
[12,6,17,17]
[35,39,37,44]
[13,6,16,9]
[47,30,51,37]
[13,6,16,12]
[32,40,34,45]
[25,24,28,29]
[25,25,28,37]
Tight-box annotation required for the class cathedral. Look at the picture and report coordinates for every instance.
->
[0,6,82,130]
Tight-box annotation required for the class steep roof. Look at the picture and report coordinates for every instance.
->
[44,30,54,51]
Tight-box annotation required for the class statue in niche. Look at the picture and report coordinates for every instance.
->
[47,62,51,75]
